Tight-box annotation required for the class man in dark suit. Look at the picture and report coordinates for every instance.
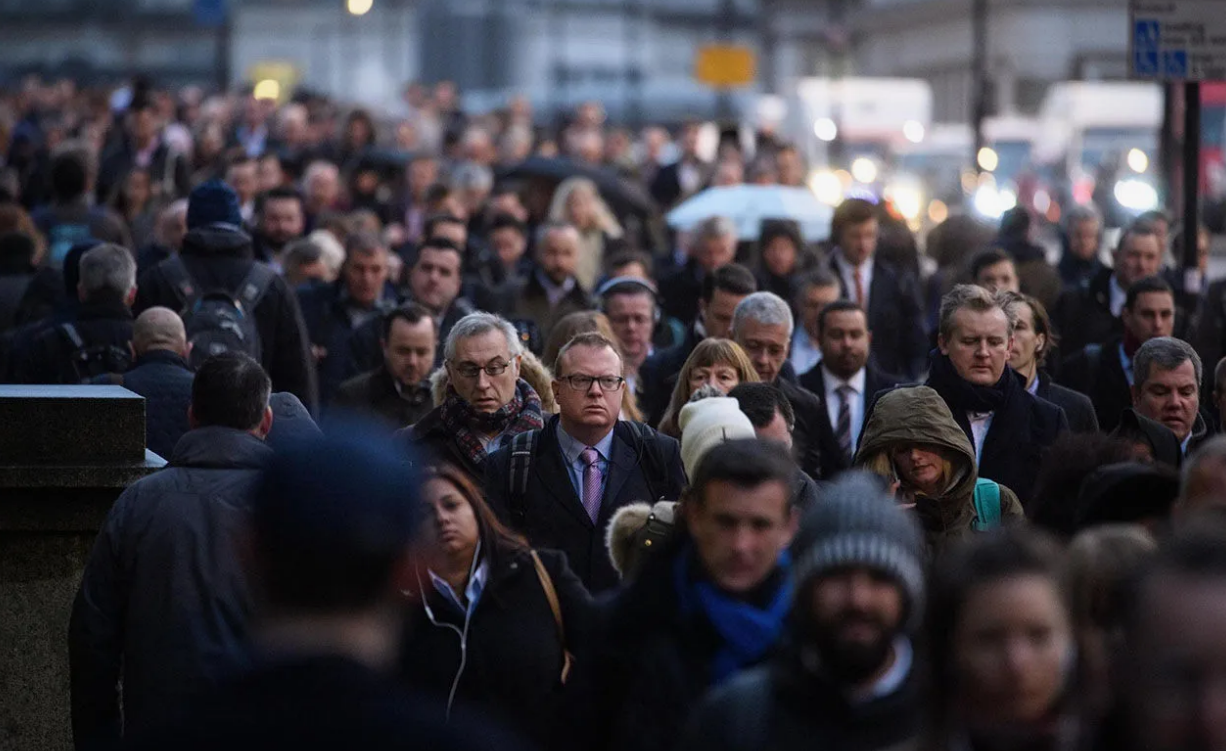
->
[1061,275,1176,433]
[925,285,1068,508]
[648,121,711,209]
[798,301,900,463]
[484,333,686,592]
[826,199,927,380]
[732,291,847,480]
[501,223,592,351]
[638,262,757,426]
[333,303,436,430]
[658,215,738,327]
[1052,222,1164,357]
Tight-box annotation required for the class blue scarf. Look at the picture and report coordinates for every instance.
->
[673,548,794,684]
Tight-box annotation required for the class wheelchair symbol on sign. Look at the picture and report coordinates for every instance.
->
[1163,50,1189,78]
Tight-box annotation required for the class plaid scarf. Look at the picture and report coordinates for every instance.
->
[438,379,544,470]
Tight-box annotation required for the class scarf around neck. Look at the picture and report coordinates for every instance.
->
[927,351,1017,415]
[673,547,793,684]
[438,379,544,469]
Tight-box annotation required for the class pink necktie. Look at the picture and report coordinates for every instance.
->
[580,447,602,523]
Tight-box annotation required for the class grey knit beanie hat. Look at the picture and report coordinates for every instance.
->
[791,471,927,626]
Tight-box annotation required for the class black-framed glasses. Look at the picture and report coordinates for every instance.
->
[560,374,625,392]
[450,358,513,379]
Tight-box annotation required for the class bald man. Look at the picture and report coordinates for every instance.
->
[92,307,195,459]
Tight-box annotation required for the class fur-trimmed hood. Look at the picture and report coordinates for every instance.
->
[429,349,558,414]
[605,500,677,580]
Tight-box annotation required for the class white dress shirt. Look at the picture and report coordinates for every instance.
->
[833,249,875,309]
[790,328,823,376]
[1109,274,1127,317]
[822,364,867,450]
[968,412,994,463]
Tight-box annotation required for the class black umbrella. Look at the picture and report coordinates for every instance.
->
[499,156,657,218]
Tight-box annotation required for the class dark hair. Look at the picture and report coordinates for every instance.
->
[416,236,463,261]
[1030,432,1139,538]
[690,438,796,506]
[1000,291,1058,367]
[343,230,385,259]
[728,382,795,431]
[1124,275,1174,311]
[816,299,866,338]
[256,186,303,214]
[758,219,804,254]
[831,198,877,244]
[226,155,257,172]
[281,237,323,270]
[381,301,436,341]
[424,213,465,240]
[554,331,621,376]
[191,352,272,430]
[488,212,527,236]
[1116,221,1161,254]
[924,528,1071,751]
[968,248,1014,282]
[50,147,89,201]
[701,262,757,303]
[423,463,528,560]
[605,248,654,278]
[796,267,840,297]
[423,183,454,205]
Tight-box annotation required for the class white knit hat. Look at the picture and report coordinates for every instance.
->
[679,396,757,480]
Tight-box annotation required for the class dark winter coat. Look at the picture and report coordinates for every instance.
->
[678,654,923,751]
[121,655,529,751]
[1052,267,1121,357]
[565,544,789,751]
[923,358,1068,509]
[91,349,194,459]
[1058,337,1132,433]
[96,137,191,204]
[1035,371,1100,434]
[827,255,928,380]
[31,199,130,266]
[400,546,593,749]
[333,367,432,430]
[499,272,592,354]
[798,361,903,448]
[69,427,272,748]
[658,259,705,328]
[134,226,317,411]
[483,416,687,592]
[857,386,1024,552]
[776,368,849,481]
[295,279,398,406]
[1191,277,1226,393]
[12,299,133,384]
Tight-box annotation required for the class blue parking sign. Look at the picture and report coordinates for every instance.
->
[1134,19,1160,50]
[1163,50,1189,78]
[1135,49,1159,76]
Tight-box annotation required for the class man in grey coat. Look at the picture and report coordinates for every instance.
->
[69,351,275,749]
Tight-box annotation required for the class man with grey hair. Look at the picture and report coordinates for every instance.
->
[1058,203,1105,288]
[502,222,592,347]
[16,243,137,384]
[732,291,846,479]
[919,284,1067,507]
[398,311,545,482]
[659,214,738,325]
[1132,336,1210,455]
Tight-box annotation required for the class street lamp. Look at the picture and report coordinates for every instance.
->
[347,0,373,16]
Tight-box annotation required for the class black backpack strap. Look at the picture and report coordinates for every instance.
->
[621,420,672,503]
[236,263,277,312]
[507,429,539,524]
[160,256,198,310]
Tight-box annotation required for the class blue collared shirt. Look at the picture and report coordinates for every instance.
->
[428,544,489,618]
[557,424,615,502]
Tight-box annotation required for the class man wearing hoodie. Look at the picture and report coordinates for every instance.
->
[679,472,926,751]
[134,179,317,411]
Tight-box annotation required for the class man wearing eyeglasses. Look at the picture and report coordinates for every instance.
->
[398,312,545,482]
[485,332,686,592]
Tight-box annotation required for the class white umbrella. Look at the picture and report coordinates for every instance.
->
[665,185,834,241]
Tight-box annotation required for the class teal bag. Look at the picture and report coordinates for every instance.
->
[972,478,1002,531]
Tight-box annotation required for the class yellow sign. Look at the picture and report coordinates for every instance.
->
[694,45,756,88]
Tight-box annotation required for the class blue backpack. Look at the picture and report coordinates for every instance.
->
[972,478,1003,531]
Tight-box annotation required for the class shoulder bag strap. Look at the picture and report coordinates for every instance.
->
[529,550,574,685]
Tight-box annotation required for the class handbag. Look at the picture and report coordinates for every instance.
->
[530,550,575,685]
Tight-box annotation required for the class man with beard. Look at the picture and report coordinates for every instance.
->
[679,471,925,751]
[251,187,306,266]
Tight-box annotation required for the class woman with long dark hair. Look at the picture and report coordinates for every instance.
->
[400,463,593,749]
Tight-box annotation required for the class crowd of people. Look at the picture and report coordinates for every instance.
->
[6,75,1226,750]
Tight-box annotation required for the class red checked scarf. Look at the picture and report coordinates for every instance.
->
[438,379,544,469]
